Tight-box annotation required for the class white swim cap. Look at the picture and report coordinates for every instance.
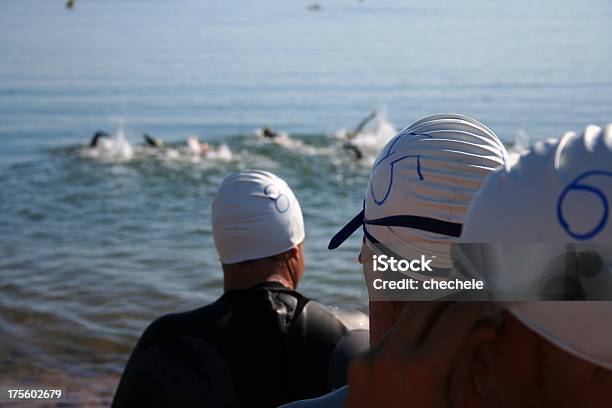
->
[329,114,508,276]
[463,124,612,243]
[461,124,612,370]
[212,170,305,264]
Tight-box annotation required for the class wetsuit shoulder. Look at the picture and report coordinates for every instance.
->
[112,302,238,408]
[302,300,369,332]
[286,298,369,394]
[134,302,228,351]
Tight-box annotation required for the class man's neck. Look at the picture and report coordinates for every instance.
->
[222,258,297,291]
[224,274,294,291]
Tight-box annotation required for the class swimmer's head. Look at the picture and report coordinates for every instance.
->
[212,170,305,265]
[90,130,111,147]
[200,142,209,155]
[331,114,507,344]
[143,133,163,147]
[262,127,277,138]
[330,113,508,273]
[460,124,612,376]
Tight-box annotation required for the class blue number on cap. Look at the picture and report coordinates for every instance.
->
[557,170,612,240]
[264,184,290,213]
[370,131,429,205]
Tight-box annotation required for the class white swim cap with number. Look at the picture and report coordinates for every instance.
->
[329,113,508,275]
[462,124,612,370]
[463,124,612,243]
[212,170,305,264]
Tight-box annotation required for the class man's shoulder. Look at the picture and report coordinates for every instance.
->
[136,292,369,350]
[137,300,228,348]
[112,300,239,407]
[302,299,369,332]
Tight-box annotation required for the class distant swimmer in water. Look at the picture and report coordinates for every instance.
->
[262,127,279,139]
[186,135,210,156]
[89,130,111,147]
[342,111,379,159]
[143,133,164,148]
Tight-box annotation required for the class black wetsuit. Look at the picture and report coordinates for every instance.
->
[112,282,368,408]
[90,130,110,147]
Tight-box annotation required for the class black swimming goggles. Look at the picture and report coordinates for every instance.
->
[328,201,463,250]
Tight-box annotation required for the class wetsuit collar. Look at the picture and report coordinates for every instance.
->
[249,281,290,290]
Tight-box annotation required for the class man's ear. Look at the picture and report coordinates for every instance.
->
[277,246,299,262]
[287,245,299,260]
